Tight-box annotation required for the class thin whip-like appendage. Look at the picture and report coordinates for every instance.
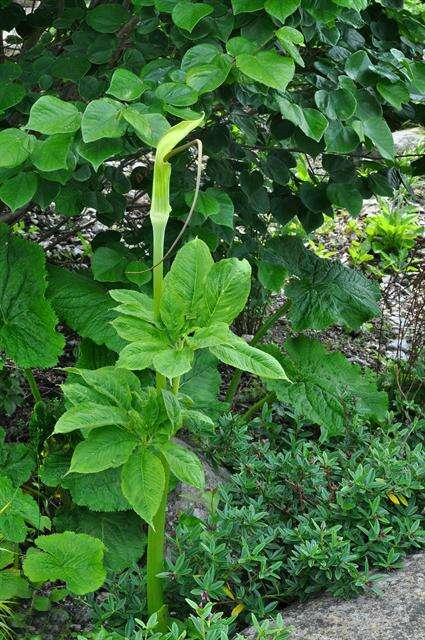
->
[127,139,203,275]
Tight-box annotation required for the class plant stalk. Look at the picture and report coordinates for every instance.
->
[239,391,276,423]
[24,369,42,403]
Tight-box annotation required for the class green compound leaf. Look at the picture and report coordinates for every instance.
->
[23,532,106,595]
[0,475,48,543]
[201,258,251,326]
[266,336,388,439]
[27,96,81,135]
[121,448,165,526]
[160,238,213,336]
[54,402,129,434]
[55,508,146,573]
[161,441,204,489]
[272,236,380,330]
[210,334,288,380]
[0,128,33,169]
[0,225,64,368]
[172,2,213,32]
[236,51,295,90]
[69,426,138,474]
[107,68,146,102]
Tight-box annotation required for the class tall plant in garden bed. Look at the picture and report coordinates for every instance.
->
[0,0,424,629]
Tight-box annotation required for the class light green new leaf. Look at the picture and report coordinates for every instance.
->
[0,475,46,543]
[160,238,213,334]
[0,172,38,212]
[186,56,233,95]
[69,426,138,474]
[55,508,146,573]
[265,0,300,22]
[236,51,295,91]
[153,347,194,378]
[23,532,106,595]
[107,68,146,101]
[363,116,395,160]
[121,448,165,526]
[123,108,171,147]
[278,97,328,141]
[31,133,73,172]
[276,27,305,67]
[77,138,124,172]
[0,225,64,368]
[231,0,264,13]
[110,289,155,324]
[81,99,126,143]
[27,96,81,135]
[54,402,129,434]
[156,82,198,107]
[202,258,251,326]
[0,128,33,168]
[189,323,232,349]
[210,334,288,380]
[161,441,204,489]
[65,366,140,410]
[116,335,168,371]
[172,2,213,32]
[112,316,165,344]
[266,337,388,439]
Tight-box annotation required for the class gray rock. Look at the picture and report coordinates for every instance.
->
[393,128,424,153]
[168,445,230,523]
[277,553,425,640]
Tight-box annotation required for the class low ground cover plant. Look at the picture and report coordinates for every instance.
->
[0,0,424,637]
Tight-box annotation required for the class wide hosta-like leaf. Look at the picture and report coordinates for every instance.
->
[63,466,131,512]
[0,225,64,368]
[269,236,380,330]
[23,532,106,595]
[55,508,146,573]
[266,337,388,439]
[47,266,123,352]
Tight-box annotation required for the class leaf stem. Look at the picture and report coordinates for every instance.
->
[24,369,42,403]
[239,391,276,423]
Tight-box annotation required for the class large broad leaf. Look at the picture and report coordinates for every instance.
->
[265,0,300,22]
[266,337,388,439]
[270,236,380,330]
[81,99,126,143]
[0,128,33,168]
[86,4,130,33]
[64,366,140,411]
[69,426,138,474]
[63,467,131,512]
[115,323,169,371]
[47,266,123,352]
[0,428,35,486]
[0,475,48,543]
[23,532,106,595]
[31,133,74,172]
[55,508,146,573]
[110,289,155,325]
[172,2,213,32]
[121,448,165,526]
[107,68,146,102]
[0,172,38,212]
[160,238,213,335]
[161,441,204,489]
[123,109,171,148]
[210,334,288,380]
[153,346,194,378]
[0,225,64,368]
[54,402,128,434]
[236,51,295,91]
[363,116,395,160]
[27,96,81,135]
[201,258,251,326]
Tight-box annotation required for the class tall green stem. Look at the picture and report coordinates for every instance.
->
[146,161,171,630]
[24,369,42,403]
